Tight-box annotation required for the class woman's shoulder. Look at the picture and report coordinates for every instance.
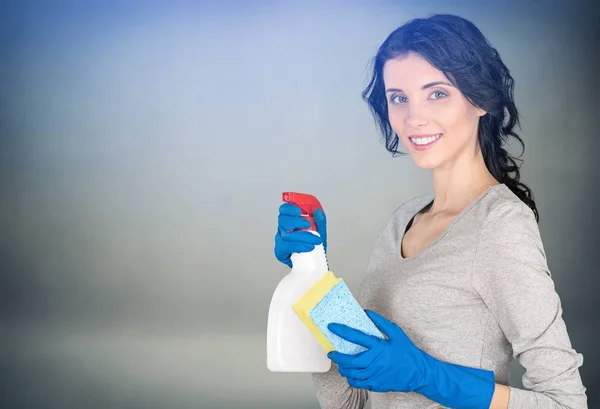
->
[385,184,538,232]
[476,183,537,226]
[466,184,542,252]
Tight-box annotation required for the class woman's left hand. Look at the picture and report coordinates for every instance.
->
[327,309,425,393]
[328,309,496,409]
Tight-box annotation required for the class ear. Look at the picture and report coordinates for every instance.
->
[475,106,487,117]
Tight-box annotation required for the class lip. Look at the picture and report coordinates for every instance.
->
[408,133,442,151]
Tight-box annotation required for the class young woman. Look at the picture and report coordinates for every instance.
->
[274,13,587,409]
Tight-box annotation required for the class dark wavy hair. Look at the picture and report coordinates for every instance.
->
[361,13,539,222]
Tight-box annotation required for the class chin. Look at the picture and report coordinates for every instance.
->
[409,154,444,170]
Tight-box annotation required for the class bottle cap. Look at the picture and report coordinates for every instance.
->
[282,192,323,232]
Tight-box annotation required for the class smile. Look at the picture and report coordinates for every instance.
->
[409,133,442,150]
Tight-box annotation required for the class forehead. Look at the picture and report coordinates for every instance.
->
[382,53,447,89]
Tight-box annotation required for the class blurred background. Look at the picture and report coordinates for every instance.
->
[1,0,598,408]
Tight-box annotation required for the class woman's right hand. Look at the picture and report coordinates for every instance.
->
[274,203,328,268]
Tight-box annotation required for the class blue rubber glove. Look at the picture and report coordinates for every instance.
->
[274,203,327,268]
[327,309,495,409]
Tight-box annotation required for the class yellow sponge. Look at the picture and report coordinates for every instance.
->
[293,270,386,355]
[292,271,340,352]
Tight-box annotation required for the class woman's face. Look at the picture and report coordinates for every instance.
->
[383,52,486,170]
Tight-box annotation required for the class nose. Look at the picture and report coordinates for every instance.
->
[404,103,428,129]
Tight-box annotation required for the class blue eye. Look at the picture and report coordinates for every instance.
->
[390,95,407,104]
[389,90,447,105]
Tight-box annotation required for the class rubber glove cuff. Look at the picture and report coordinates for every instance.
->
[415,350,496,409]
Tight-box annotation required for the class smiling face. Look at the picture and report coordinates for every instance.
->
[383,52,486,170]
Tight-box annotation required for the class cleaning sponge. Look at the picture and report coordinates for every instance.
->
[293,271,385,355]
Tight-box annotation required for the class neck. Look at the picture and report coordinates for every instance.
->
[429,145,499,215]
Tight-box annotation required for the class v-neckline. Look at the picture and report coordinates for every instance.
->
[397,183,505,262]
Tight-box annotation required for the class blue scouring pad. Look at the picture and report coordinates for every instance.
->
[310,280,385,355]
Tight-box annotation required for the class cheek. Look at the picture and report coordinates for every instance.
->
[446,107,480,136]
[387,108,406,134]
[386,102,466,136]
[429,104,455,125]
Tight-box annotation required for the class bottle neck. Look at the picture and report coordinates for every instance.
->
[290,231,329,273]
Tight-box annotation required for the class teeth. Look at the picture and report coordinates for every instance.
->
[411,134,441,145]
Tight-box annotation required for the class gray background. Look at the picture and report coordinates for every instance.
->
[1,0,598,408]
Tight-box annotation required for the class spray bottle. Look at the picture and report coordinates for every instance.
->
[266,192,332,372]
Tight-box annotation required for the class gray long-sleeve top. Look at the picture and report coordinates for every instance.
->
[312,184,587,408]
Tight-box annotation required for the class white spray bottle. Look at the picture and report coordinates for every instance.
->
[267,192,332,372]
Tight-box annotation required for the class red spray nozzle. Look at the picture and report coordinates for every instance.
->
[282,192,323,232]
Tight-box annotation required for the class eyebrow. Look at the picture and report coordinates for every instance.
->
[385,81,453,93]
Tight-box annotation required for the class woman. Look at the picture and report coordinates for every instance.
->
[274,13,587,409]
